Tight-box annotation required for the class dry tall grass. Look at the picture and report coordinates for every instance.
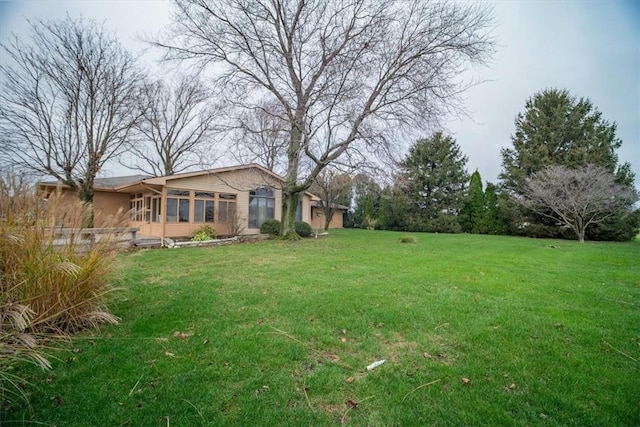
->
[1,173,122,409]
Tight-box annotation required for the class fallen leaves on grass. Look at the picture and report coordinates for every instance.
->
[340,396,375,425]
[173,331,192,340]
[503,383,517,391]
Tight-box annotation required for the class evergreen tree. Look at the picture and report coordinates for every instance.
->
[351,173,382,229]
[501,88,632,192]
[377,187,412,231]
[460,170,485,233]
[499,88,637,240]
[483,182,505,234]
[400,132,469,232]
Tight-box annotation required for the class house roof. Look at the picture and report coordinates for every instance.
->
[311,200,349,210]
[129,163,282,189]
[115,164,318,198]
[39,164,320,198]
[39,174,150,191]
[95,175,151,189]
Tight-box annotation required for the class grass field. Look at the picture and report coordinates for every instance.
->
[4,230,639,426]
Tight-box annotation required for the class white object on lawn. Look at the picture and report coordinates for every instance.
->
[366,359,386,371]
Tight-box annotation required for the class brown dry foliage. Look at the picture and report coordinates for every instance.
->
[1,172,123,407]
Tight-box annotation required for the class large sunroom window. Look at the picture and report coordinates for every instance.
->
[218,193,237,223]
[151,197,161,223]
[129,194,144,222]
[249,187,275,228]
[166,189,190,222]
[194,192,215,222]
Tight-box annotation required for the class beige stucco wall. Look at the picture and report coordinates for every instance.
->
[40,186,129,228]
[94,192,130,227]
[162,168,285,235]
[310,206,345,230]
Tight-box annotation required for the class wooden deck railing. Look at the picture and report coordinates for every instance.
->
[46,227,140,247]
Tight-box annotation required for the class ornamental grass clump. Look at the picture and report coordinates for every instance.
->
[0,174,121,408]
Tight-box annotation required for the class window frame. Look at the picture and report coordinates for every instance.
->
[218,193,237,223]
[249,187,275,228]
[166,188,190,223]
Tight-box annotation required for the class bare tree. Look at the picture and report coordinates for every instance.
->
[521,165,639,243]
[227,99,289,175]
[310,169,352,230]
[158,0,495,237]
[0,16,145,211]
[124,76,218,176]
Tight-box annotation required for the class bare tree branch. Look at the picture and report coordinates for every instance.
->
[521,164,639,243]
[227,99,289,175]
[309,168,352,230]
[122,75,218,176]
[0,16,145,209]
[156,0,495,236]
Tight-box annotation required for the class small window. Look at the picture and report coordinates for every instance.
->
[151,198,161,223]
[195,199,214,222]
[195,192,215,198]
[129,194,144,221]
[145,197,151,223]
[167,189,190,196]
[219,201,236,222]
[166,198,178,222]
[218,194,237,223]
[179,199,189,222]
[250,187,274,198]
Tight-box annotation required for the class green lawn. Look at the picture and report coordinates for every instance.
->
[5,230,640,426]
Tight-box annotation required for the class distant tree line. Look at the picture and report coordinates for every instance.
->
[341,89,638,242]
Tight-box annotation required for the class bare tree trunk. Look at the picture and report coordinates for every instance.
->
[324,214,332,231]
[281,190,301,240]
[280,114,305,238]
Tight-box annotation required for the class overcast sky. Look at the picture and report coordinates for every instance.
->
[1,0,638,188]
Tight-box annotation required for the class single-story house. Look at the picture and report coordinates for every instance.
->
[38,164,346,239]
[309,200,348,230]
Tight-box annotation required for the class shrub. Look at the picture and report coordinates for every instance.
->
[1,174,120,408]
[294,221,313,238]
[192,225,217,241]
[398,236,417,244]
[260,219,280,236]
[361,216,376,230]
